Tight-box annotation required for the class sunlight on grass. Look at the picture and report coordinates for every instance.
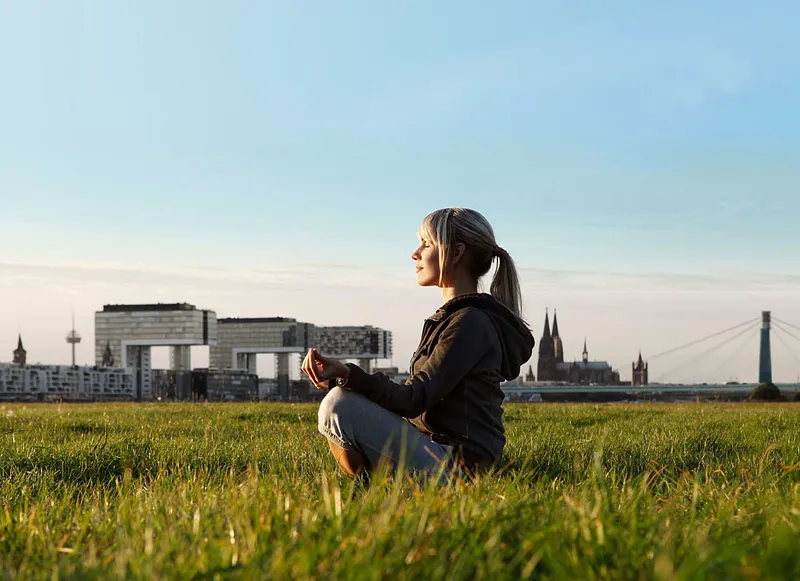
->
[1,402,800,579]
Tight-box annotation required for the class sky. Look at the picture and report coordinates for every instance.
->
[1,1,799,383]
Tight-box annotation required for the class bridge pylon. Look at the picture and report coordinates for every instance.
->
[759,311,772,384]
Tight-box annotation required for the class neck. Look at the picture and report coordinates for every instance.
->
[440,278,478,303]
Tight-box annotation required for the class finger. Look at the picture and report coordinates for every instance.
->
[307,349,323,385]
[303,354,325,387]
[303,362,325,388]
[313,351,328,373]
[300,351,314,380]
[314,354,339,383]
[301,361,314,382]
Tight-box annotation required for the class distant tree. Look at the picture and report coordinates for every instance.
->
[749,382,784,402]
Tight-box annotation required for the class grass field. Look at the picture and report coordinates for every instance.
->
[2,402,800,580]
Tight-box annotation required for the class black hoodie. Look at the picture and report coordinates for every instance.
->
[343,293,535,469]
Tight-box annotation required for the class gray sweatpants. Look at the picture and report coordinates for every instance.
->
[318,387,460,482]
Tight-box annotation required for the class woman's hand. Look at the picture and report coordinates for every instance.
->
[301,348,350,389]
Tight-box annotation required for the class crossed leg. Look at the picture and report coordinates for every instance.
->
[318,387,457,481]
[327,440,366,476]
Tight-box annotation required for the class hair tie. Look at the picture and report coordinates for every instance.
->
[494,246,505,258]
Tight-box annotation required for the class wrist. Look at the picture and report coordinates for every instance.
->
[336,364,351,387]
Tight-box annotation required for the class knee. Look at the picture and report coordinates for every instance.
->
[318,387,358,431]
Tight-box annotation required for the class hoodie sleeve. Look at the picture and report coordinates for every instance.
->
[342,308,495,417]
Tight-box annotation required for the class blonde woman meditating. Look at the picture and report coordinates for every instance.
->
[302,208,534,479]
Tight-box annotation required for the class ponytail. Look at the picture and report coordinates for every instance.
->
[490,247,523,318]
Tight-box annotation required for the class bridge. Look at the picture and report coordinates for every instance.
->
[644,311,800,386]
[504,311,800,401]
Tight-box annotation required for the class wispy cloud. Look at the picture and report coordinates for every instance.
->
[4,260,799,297]
[518,266,800,292]
[0,260,408,293]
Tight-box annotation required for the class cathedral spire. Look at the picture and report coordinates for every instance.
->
[552,309,560,338]
[582,337,588,363]
[17,334,23,351]
[542,309,551,340]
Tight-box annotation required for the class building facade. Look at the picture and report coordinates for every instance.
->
[209,317,314,372]
[315,325,393,372]
[95,303,218,400]
[210,318,393,390]
[0,364,133,400]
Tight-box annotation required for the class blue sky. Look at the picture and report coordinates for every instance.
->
[1,1,799,381]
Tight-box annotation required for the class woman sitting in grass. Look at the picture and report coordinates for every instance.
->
[302,208,534,480]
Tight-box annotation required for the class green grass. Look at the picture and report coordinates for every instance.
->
[2,402,800,580]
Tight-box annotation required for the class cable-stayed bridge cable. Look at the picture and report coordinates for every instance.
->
[649,317,760,361]
[774,317,800,334]
[774,322,800,342]
[772,326,800,369]
[705,326,760,384]
[655,322,760,383]
[773,322,800,344]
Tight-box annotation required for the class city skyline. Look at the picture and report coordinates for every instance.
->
[3,281,799,384]
[2,2,799,382]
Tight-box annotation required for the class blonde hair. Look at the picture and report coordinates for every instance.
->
[419,208,523,317]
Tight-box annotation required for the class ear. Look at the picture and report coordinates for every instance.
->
[452,242,466,264]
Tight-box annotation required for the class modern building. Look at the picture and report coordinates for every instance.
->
[0,363,133,400]
[209,317,315,398]
[632,352,649,385]
[210,317,314,371]
[152,368,258,401]
[2,303,393,402]
[95,303,218,400]
[315,325,393,373]
[210,318,393,397]
[536,310,620,385]
[193,369,259,401]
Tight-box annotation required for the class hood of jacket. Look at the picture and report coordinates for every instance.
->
[431,293,535,380]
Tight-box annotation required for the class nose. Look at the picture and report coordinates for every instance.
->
[411,247,421,260]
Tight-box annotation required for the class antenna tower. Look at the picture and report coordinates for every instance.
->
[66,312,82,366]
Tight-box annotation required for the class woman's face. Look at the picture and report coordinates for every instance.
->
[411,235,440,287]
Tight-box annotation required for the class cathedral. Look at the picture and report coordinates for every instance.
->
[536,310,620,385]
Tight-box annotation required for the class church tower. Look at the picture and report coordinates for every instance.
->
[525,364,535,383]
[13,334,27,365]
[552,309,564,364]
[536,310,557,381]
[582,338,589,364]
[632,352,648,385]
[102,341,115,367]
